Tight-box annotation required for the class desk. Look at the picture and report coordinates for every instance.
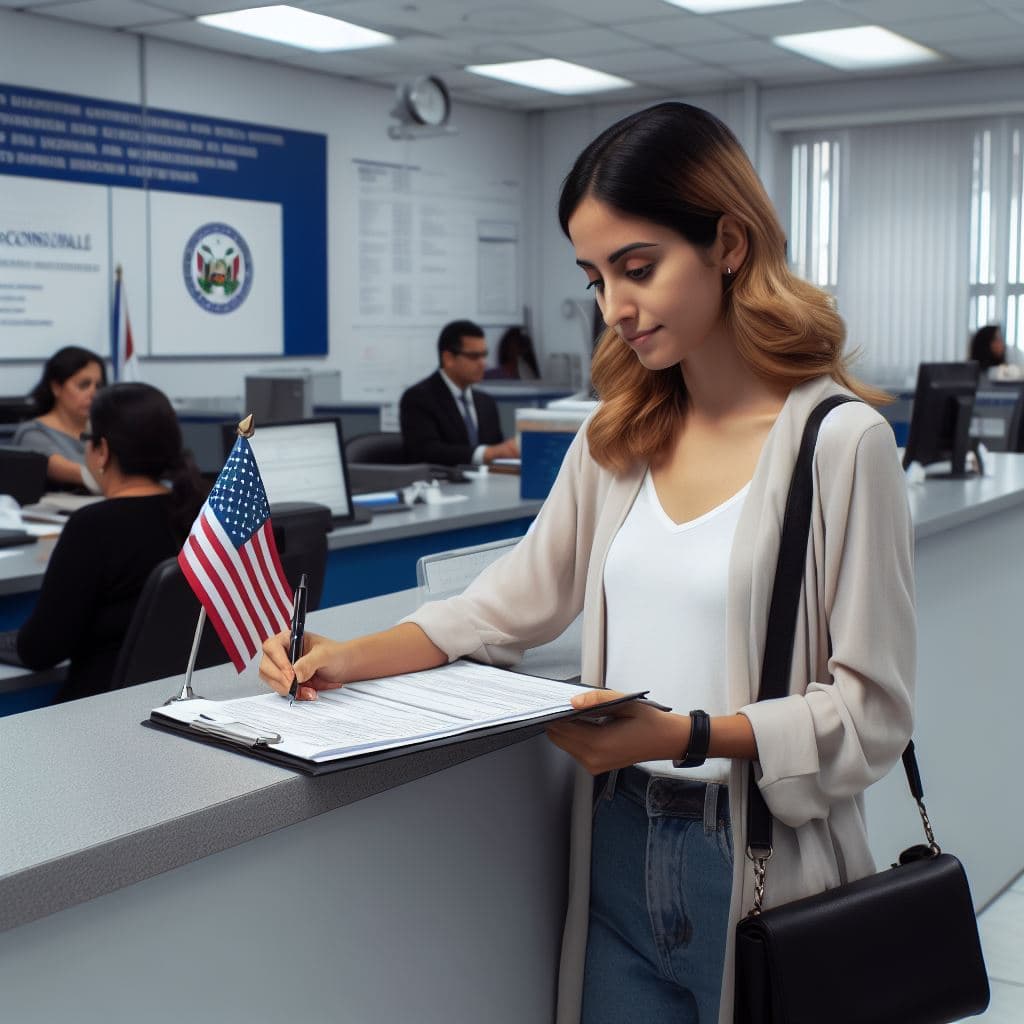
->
[475,380,575,438]
[2,457,1022,1017]
[0,593,580,1023]
[0,474,540,627]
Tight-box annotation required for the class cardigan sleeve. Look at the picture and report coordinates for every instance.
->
[740,420,916,827]
[404,424,593,667]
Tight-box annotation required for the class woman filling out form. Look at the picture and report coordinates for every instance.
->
[259,103,916,1024]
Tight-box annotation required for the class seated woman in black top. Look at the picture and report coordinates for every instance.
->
[16,383,204,703]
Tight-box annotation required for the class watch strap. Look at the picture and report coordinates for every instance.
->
[674,709,711,768]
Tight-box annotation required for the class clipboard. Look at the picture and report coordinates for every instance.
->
[144,688,655,777]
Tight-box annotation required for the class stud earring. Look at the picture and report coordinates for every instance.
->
[724,266,734,277]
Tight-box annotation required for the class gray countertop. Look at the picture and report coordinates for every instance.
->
[4,454,1024,933]
[0,589,581,933]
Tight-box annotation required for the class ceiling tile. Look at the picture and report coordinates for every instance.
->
[312,0,586,38]
[618,14,747,46]
[139,0,278,15]
[887,12,1024,45]
[505,26,626,58]
[673,37,792,63]
[539,0,675,21]
[712,3,865,37]
[931,34,1024,59]
[34,0,177,27]
[584,47,702,75]
[833,0,992,21]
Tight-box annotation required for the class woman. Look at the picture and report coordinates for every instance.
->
[16,383,204,703]
[485,326,541,380]
[13,346,106,491]
[259,104,915,1024]
[969,323,1006,370]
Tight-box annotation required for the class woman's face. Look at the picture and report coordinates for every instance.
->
[51,361,103,423]
[567,196,726,372]
[991,330,1006,361]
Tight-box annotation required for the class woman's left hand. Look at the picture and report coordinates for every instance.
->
[546,689,690,775]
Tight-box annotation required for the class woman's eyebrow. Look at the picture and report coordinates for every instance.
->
[575,241,659,269]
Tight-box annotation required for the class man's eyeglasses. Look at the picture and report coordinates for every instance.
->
[455,349,489,361]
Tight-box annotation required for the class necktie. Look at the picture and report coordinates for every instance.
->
[459,390,478,447]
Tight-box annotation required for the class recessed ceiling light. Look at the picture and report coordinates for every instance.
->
[465,59,634,96]
[660,0,804,12]
[773,26,941,70]
[197,6,394,53]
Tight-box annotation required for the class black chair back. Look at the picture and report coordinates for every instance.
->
[108,557,227,690]
[345,431,408,464]
[269,501,331,610]
[108,501,331,691]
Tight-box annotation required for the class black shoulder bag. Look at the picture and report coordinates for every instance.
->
[733,395,990,1024]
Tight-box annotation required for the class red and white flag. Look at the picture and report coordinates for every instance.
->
[178,436,292,671]
[112,265,141,382]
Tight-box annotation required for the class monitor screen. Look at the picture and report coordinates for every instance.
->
[902,362,980,477]
[223,418,354,521]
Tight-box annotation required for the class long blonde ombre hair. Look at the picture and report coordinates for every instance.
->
[558,103,886,473]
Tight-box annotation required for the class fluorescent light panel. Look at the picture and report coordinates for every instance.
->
[197,6,394,53]
[773,26,940,70]
[466,59,633,95]
[661,0,802,11]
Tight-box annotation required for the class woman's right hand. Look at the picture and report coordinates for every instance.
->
[259,630,349,700]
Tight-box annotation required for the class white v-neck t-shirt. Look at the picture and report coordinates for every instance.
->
[603,470,750,783]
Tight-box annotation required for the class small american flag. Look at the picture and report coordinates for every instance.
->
[178,436,293,671]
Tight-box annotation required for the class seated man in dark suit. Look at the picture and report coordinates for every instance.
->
[400,320,520,466]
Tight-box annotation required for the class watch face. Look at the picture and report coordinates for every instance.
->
[408,77,449,127]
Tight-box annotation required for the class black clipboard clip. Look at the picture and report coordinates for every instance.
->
[191,715,282,748]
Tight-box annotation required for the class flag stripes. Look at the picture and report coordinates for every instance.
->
[177,435,292,672]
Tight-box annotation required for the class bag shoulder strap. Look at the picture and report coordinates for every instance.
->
[745,395,926,865]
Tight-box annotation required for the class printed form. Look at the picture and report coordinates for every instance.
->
[154,661,596,764]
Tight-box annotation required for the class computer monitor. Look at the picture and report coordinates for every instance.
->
[902,362,981,477]
[221,418,357,524]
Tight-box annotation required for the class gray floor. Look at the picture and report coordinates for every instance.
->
[962,870,1024,1022]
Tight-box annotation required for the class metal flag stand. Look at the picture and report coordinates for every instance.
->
[164,413,256,705]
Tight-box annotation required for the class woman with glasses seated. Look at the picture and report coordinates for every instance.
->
[14,383,204,703]
[13,346,107,492]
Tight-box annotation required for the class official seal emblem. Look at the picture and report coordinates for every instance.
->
[183,223,253,313]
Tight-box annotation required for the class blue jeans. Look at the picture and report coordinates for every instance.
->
[581,766,733,1024]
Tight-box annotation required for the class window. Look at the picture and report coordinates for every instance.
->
[967,120,1024,352]
[789,137,840,290]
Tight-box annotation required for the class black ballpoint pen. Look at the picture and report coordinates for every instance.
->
[287,572,308,703]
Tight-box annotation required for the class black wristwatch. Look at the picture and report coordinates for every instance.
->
[673,709,711,769]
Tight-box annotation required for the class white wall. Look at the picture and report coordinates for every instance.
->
[531,65,1024,381]
[0,10,531,404]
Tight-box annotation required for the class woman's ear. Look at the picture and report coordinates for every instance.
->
[716,214,749,275]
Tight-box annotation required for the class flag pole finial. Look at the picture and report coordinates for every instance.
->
[238,413,255,438]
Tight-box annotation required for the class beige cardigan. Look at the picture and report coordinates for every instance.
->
[407,375,916,1024]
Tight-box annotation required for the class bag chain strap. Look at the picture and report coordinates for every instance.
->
[743,396,938,917]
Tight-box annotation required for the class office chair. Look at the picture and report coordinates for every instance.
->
[345,431,408,464]
[269,501,332,609]
[108,502,331,691]
[0,446,48,505]
[107,557,228,691]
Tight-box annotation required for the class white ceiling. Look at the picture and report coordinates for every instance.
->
[8,0,1024,111]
